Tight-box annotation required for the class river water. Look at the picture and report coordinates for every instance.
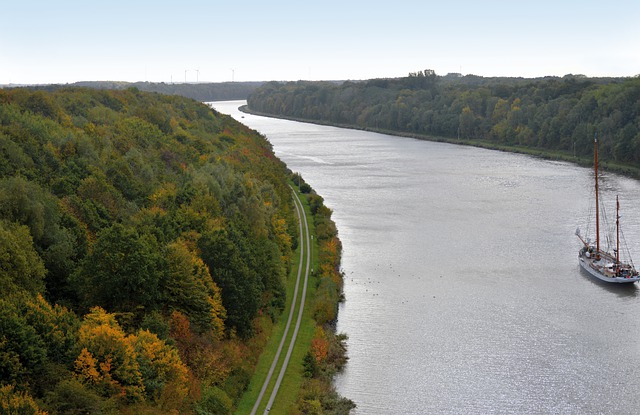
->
[212,101,640,414]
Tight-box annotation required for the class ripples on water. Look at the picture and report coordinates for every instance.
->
[212,101,640,414]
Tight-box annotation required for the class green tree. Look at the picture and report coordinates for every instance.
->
[198,228,260,337]
[44,378,119,415]
[0,220,46,297]
[459,106,478,139]
[0,177,59,245]
[0,177,84,303]
[0,299,47,388]
[195,386,233,415]
[73,224,165,313]
[22,294,80,365]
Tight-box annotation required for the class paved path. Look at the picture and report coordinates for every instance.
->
[250,187,311,414]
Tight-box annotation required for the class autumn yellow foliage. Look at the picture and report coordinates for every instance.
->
[75,307,190,404]
[0,385,48,415]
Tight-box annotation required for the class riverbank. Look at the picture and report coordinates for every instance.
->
[237,177,354,414]
[240,105,640,179]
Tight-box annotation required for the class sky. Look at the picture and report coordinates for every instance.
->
[2,0,639,85]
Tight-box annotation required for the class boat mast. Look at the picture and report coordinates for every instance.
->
[616,195,620,266]
[595,136,600,255]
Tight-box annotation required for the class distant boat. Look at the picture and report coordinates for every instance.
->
[576,137,640,283]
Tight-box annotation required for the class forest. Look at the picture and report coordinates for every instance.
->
[247,72,640,172]
[31,81,264,102]
[0,87,350,414]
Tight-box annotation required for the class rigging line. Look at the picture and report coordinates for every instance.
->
[620,224,635,268]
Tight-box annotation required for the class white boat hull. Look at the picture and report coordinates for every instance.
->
[578,254,640,283]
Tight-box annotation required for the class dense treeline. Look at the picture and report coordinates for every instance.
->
[0,87,298,413]
[28,81,263,102]
[247,72,640,167]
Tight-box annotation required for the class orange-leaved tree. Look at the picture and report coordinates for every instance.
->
[75,307,144,401]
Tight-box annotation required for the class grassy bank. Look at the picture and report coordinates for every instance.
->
[237,177,354,414]
[236,184,320,414]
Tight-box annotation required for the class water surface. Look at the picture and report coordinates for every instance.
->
[213,101,640,414]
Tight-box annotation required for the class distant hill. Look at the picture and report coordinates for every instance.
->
[13,80,264,101]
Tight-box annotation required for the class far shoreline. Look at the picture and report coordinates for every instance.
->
[238,104,640,180]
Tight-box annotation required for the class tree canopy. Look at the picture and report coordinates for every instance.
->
[0,87,296,413]
[247,73,640,168]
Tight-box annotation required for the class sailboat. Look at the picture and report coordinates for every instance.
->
[575,137,640,283]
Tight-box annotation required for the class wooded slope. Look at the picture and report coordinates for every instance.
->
[0,87,295,413]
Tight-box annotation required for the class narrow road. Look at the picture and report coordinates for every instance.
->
[250,186,311,414]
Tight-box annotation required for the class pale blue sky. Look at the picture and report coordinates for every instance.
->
[2,0,639,84]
